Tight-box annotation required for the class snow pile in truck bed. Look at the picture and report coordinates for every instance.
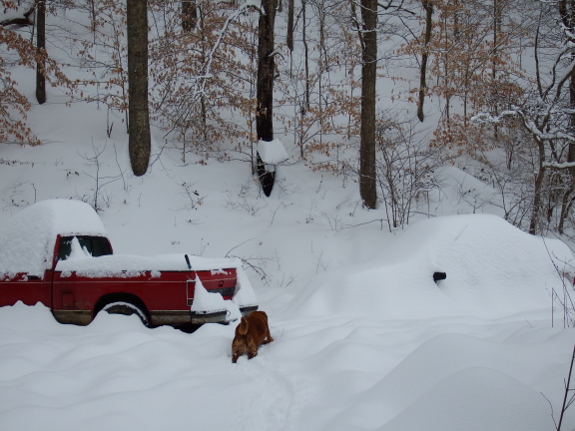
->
[0,199,107,277]
[56,252,243,274]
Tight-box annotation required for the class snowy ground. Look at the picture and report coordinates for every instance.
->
[1,85,575,430]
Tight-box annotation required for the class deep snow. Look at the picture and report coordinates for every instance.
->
[1,17,575,431]
[1,112,575,430]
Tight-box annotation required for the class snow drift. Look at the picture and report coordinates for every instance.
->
[289,214,573,319]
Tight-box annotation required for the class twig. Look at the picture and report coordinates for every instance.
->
[557,344,575,431]
[225,238,257,258]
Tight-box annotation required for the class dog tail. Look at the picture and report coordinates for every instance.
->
[237,317,249,336]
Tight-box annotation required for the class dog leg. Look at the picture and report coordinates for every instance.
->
[231,338,246,363]
[247,338,258,359]
[263,327,273,344]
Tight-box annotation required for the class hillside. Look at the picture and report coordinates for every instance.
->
[1,94,575,430]
[3,1,575,430]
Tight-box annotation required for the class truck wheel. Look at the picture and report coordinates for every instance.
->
[101,301,150,327]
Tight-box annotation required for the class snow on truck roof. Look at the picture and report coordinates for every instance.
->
[0,199,107,277]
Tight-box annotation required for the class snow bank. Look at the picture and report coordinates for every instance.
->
[377,367,552,431]
[0,200,107,278]
[289,214,574,319]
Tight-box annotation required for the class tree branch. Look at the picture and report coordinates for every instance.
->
[0,3,36,27]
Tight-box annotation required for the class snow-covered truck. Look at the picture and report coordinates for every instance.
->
[0,199,258,327]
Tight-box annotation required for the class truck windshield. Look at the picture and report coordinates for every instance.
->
[58,236,113,261]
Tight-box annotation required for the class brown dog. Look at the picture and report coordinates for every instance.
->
[231,311,273,363]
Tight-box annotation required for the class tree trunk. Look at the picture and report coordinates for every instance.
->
[299,0,309,158]
[359,0,377,209]
[530,137,546,235]
[417,0,433,122]
[89,0,97,32]
[302,0,309,111]
[36,0,46,105]
[256,0,277,197]
[182,1,198,32]
[558,0,575,233]
[287,0,295,51]
[127,0,151,176]
[558,60,575,233]
[491,0,501,139]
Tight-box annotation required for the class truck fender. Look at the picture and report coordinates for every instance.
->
[94,294,151,327]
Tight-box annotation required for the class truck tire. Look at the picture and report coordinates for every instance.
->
[101,301,151,327]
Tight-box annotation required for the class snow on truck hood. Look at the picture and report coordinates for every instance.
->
[0,199,107,277]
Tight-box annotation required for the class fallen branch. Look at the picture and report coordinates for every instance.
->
[0,4,36,27]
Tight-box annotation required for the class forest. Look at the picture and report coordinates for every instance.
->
[1,0,575,239]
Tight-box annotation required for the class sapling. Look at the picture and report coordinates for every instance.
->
[79,143,123,212]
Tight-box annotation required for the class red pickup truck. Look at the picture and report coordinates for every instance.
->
[0,199,258,327]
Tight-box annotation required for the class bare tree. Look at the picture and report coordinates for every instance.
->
[256,0,277,196]
[127,0,151,176]
[359,0,378,209]
[0,1,70,144]
[376,111,442,230]
[36,0,46,105]
[472,0,575,235]
[558,0,575,233]
[286,0,295,51]
[417,0,433,122]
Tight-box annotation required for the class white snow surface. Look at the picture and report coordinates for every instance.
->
[1,175,574,431]
[289,213,571,320]
[1,53,575,431]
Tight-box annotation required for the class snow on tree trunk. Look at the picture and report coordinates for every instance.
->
[256,0,277,197]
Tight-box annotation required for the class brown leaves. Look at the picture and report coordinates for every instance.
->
[430,113,524,161]
[0,25,38,144]
[1,1,74,145]
[147,1,260,153]
[401,0,526,114]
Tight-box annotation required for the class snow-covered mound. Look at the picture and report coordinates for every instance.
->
[289,214,574,319]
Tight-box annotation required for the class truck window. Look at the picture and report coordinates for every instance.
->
[58,236,113,261]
